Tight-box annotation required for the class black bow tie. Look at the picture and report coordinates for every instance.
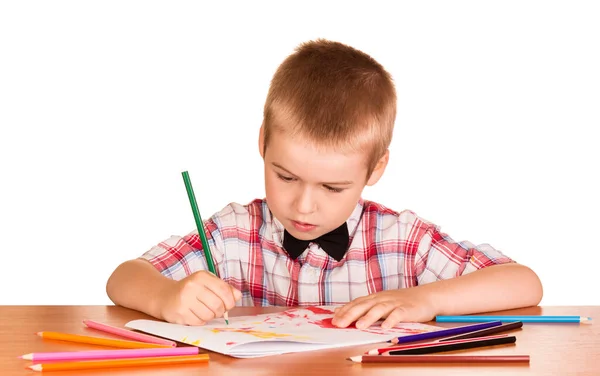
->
[283,222,349,262]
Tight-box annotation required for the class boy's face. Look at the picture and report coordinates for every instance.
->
[260,128,387,241]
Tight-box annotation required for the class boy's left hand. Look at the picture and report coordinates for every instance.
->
[331,288,439,329]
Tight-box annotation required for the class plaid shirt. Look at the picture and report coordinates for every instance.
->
[140,199,513,307]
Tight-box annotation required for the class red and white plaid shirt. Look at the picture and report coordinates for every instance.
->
[140,199,513,307]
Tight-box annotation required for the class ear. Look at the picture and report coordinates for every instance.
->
[258,124,265,159]
[366,150,389,186]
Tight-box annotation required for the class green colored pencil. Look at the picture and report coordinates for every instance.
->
[181,170,229,325]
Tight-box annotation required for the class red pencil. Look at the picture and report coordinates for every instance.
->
[349,355,530,364]
[365,334,509,355]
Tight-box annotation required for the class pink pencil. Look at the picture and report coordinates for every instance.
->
[19,346,199,362]
[82,319,176,347]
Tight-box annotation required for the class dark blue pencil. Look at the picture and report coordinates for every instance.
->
[439,321,523,342]
[389,321,502,344]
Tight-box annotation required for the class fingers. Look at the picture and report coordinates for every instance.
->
[332,292,426,329]
[332,297,376,328]
[381,306,409,329]
[165,271,242,326]
[355,302,396,329]
[202,277,240,311]
[332,296,369,326]
[230,285,243,301]
[168,283,214,326]
[196,284,228,318]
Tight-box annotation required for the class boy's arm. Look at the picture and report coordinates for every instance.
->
[106,214,241,325]
[332,217,543,329]
[332,262,542,329]
[420,262,543,315]
[106,256,241,325]
[106,258,177,319]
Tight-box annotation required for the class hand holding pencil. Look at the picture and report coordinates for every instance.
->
[156,270,241,326]
[160,170,242,326]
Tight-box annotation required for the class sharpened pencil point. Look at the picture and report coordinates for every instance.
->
[224,312,229,325]
[348,356,362,363]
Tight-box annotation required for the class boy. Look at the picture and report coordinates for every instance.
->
[106,39,543,330]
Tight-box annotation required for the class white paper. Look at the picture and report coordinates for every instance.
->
[125,306,442,358]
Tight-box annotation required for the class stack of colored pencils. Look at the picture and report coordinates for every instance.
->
[19,319,209,372]
[348,320,529,364]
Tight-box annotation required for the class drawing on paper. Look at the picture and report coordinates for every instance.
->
[210,327,306,340]
[126,305,443,358]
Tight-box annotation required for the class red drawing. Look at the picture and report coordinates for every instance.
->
[305,306,334,315]
[310,318,357,329]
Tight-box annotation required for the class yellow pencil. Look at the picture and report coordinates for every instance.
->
[28,354,210,372]
[36,331,171,349]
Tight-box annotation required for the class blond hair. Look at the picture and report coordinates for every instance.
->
[263,39,396,175]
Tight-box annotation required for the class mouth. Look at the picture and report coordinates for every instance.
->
[291,220,317,232]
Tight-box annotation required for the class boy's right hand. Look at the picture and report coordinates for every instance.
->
[156,270,242,326]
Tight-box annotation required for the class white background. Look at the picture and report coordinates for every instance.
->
[1,1,598,306]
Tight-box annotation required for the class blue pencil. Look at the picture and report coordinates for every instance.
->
[389,320,502,344]
[435,315,593,323]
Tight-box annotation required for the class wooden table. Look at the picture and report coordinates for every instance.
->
[1,306,598,375]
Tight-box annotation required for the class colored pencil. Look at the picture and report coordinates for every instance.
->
[439,321,523,342]
[435,315,593,323]
[82,319,177,347]
[349,355,530,364]
[182,170,229,325]
[390,320,502,344]
[36,332,171,349]
[387,335,516,355]
[366,334,509,355]
[19,346,199,362]
[27,354,210,372]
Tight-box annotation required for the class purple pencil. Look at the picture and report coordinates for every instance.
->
[19,346,199,362]
[390,320,503,344]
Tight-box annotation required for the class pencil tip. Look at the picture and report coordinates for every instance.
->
[28,364,42,371]
[35,332,42,336]
[348,356,361,363]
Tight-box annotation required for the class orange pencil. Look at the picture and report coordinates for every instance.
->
[27,354,210,372]
[36,332,171,349]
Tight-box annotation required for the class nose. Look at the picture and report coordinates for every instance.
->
[294,186,316,215]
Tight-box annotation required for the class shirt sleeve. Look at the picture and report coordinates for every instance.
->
[413,221,515,285]
[138,216,225,281]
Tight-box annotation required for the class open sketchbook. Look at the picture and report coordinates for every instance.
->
[125,306,442,358]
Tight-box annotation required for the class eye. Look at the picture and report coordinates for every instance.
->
[277,173,295,182]
[324,185,344,193]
